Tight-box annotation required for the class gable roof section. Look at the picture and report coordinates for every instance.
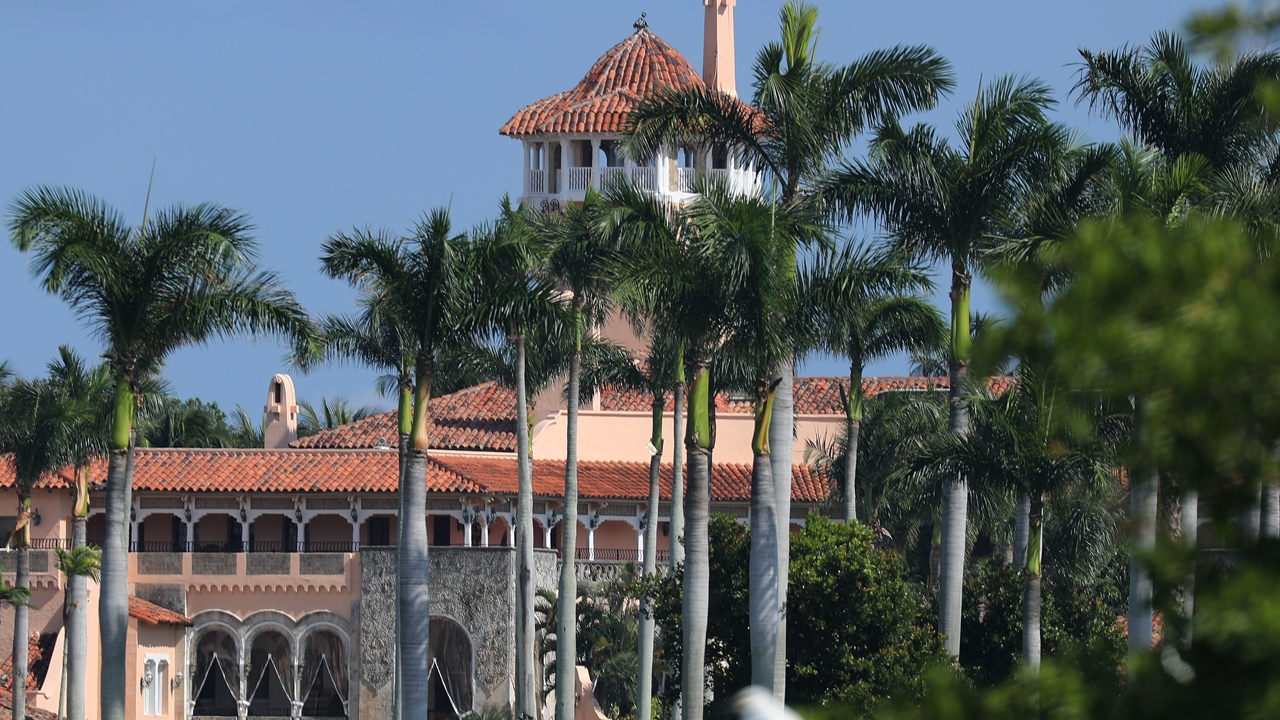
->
[129,596,193,627]
[500,27,760,137]
[292,381,516,452]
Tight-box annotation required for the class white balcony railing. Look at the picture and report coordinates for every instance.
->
[597,166,626,189]
[628,166,659,192]
[566,167,593,192]
[528,169,546,194]
[675,167,697,193]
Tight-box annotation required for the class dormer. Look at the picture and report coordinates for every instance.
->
[499,15,760,210]
[263,373,298,449]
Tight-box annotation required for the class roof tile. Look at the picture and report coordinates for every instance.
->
[129,596,193,627]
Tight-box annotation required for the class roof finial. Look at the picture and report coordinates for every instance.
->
[634,12,648,32]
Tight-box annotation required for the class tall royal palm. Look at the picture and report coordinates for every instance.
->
[320,208,466,719]
[45,347,113,720]
[799,244,943,523]
[627,6,953,688]
[459,201,561,720]
[1,376,80,720]
[530,192,616,720]
[8,187,315,720]
[819,77,1064,656]
[316,298,414,715]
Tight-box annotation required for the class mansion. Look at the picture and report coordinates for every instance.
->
[0,2,954,719]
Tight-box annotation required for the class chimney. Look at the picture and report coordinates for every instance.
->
[702,0,737,97]
[263,373,299,449]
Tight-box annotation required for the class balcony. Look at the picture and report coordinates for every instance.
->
[523,165,758,206]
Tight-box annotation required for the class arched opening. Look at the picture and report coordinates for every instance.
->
[192,629,238,718]
[305,514,354,552]
[195,513,242,553]
[428,616,473,720]
[360,514,397,547]
[246,630,293,716]
[249,513,298,552]
[300,630,348,717]
[136,512,186,552]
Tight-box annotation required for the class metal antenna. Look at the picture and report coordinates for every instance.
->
[634,12,648,31]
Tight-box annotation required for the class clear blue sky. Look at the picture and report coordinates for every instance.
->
[0,0,1208,414]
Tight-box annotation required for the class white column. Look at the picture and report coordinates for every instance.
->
[523,140,531,196]
[588,522,596,561]
[543,521,552,548]
[560,139,571,195]
[351,516,361,550]
[463,519,473,548]
[637,519,645,555]
[591,139,601,189]
[240,519,250,549]
[480,511,491,548]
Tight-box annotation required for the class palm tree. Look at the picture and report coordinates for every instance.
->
[44,347,113,720]
[458,200,562,720]
[627,8,953,689]
[315,297,415,717]
[1,376,81,720]
[1075,32,1280,175]
[296,397,378,436]
[799,244,944,523]
[529,192,618,720]
[319,207,465,718]
[8,186,316,720]
[0,578,36,715]
[55,545,101,720]
[818,76,1065,656]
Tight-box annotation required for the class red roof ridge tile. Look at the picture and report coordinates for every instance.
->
[129,596,193,627]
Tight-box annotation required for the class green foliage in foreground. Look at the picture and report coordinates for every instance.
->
[653,516,948,719]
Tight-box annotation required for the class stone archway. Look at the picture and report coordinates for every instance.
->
[191,627,239,718]
[245,628,293,717]
[428,616,474,720]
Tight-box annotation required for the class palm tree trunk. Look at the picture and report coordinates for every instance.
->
[68,516,88,720]
[1181,488,1198,644]
[669,372,685,720]
[637,397,663,720]
[394,383,411,720]
[515,335,537,720]
[100,378,135,720]
[1242,485,1262,544]
[682,367,712,720]
[1021,495,1043,672]
[12,547,29,720]
[939,273,972,657]
[1014,491,1030,569]
[749,385,780,695]
[767,363,793,694]
[843,363,864,524]
[1263,483,1280,540]
[671,352,686,570]
[1127,466,1158,655]
[401,368,433,718]
[555,312,582,720]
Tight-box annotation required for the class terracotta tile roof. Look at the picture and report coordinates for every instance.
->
[0,689,56,720]
[292,381,516,452]
[0,633,44,694]
[0,455,73,490]
[80,448,481,495]
[433,455,827,503]
[129,596,193,627]
[500,28,759,137]
[599,376,1015,415]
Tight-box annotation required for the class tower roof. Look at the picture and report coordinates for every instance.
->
[500,27,708,137]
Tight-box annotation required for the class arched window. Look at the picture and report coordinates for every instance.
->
[246,630,293,716]
[192,629,238,717]
[300,630,349,717]
[428,617,473,717]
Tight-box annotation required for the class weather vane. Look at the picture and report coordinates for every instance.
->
[634,12,648,31]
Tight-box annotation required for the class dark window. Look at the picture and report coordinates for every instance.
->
[367,517,391,546]
[432,516,451,547]
[712,144,729,169]
[273,382,282,404]
[0,517,15,543]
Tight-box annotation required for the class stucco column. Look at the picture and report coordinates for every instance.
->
[590,138,601,190]
[587,522,595,562]
[351,517,361,550]
[523,140,531,196]
[560,139,571,195]
[240,517,250,549]
[480,514,490,548]
[543,520,552,549]
[463,519,473,548]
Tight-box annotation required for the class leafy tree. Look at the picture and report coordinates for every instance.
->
[819,76,1067,656]
[787,517,949,714]
[141,397,234,448]
[8,186,316,720]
